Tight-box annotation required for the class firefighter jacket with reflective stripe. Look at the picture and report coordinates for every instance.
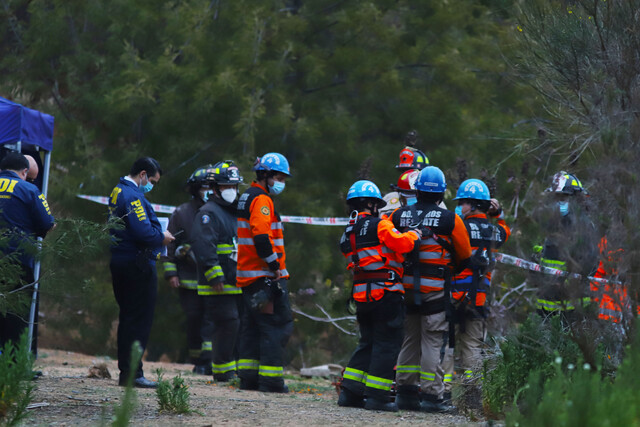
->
[589,236,637,322]
[236,182,288,287]
[339,212,419,302]
[452,213,511,306]
[160,198,203,290]
[191,198,241,296]
[390,202,472,293]
[108,177,164,263]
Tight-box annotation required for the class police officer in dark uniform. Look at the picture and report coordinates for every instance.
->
[0,151,55,353]
[191,160,243,382]
[162,165,212,375]
[108,157,174,388]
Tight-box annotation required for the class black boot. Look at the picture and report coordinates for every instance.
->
[420,393,454,413]
[364,396,398,412]
[395,385,421,411]
[213,371,237,383]
[337,386,365,408]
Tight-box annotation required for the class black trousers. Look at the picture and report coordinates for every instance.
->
[201,294,240,374]
[110,258,157,379]
[178,287,205,364]
[0,266,36,356]
[238,278,293,389]
[342,292,405,400]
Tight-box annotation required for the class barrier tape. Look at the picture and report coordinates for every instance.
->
[77,194,349,225]
[77,194,617,284]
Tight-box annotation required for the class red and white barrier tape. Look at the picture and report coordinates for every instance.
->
[77,194,617,284]
[77,194,349,225]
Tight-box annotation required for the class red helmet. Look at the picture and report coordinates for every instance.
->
[393,169,420,194]
[395,147,429,171]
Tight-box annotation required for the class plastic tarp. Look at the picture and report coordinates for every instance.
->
[0,96,54,152]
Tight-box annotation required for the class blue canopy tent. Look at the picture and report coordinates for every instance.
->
[0,96,55,353]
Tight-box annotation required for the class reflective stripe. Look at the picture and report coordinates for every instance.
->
[180,279,198,290]
[237,221,250,229]
[402,277,444,292]
[205,265,224,281]
[237,237,255,246]
[236,269,289,278]
[237,359,259,370]
[201,341,212,351]
[217,244,234,255]
[353,282,404,294]
[272,238,284,246]
[464,370,473,379]
[420,371,436,381]
[271,223,283,230]
[541,258,567,270]
[419,252,442,260]
[365,374,393,391]
[444,374,452,383]
[359,249,383,258]
[343,367,367,383]
[163,262,177,272]
[212,361,237,374]
[536,299,576,311]
[263,253,278,263]
[259,365,284,377]
[396,365,420,373]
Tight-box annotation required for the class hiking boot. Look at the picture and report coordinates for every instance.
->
[119,376,158,388]
[213,371,237,383]
[258,383,289,393]
[337,387,365,408]
[420,393,455,413]
[395,385,421,411]
[192,364,212,376]
[364,397,398,412]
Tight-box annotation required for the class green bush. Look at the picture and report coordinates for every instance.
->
[0,332,35,426]
[506,329,640,426]
[482,314,581,417]
[155,371,194,415]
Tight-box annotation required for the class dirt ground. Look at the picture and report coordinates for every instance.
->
[23,349,476,426]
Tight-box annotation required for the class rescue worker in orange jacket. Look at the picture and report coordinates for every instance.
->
[338,180,421,412]
[191,161,244,382]
[590,236,636,323]
[235,152,292,393]
[447,179,511,384]
[389,166,472,413]
[161,165,211,374]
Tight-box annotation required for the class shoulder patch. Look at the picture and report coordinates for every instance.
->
[260,206,270,216]
[201,214,210,224]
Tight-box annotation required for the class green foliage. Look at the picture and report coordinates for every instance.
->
[0,332,35,426]
[506,329,640,427]
[482,314,581,417]
[155,370,196,415]
[110,342,142,427]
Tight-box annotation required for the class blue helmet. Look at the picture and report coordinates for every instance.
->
[347,180,386,207]
[453,179,490,201]
[415,166,446,193]
[253,152,291,176]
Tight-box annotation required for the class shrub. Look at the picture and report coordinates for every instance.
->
[155,370,195,415]
[0,332,35,426]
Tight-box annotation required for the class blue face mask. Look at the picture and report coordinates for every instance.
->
[269,181,285,195]
[557,201,570,216]
[140,177,154,193]
[455,205,463,217]
[406,197,417,206]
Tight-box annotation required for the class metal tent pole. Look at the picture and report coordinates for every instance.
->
[27,149,51,354]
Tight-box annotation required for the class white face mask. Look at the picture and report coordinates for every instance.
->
[221,188,237,204]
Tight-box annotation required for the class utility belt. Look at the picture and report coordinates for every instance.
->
[353,269,399,284]
[415,264,448,279]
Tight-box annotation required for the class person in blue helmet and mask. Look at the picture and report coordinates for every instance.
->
[441,179,510,398]
[108,157,175,388]
[338,179,421,412]
[236,152,293,394]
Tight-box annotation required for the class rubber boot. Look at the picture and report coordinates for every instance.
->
[395,385,421,411]
[337,386,365,408]
[364,396,398,412]
[420,393,454,413]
